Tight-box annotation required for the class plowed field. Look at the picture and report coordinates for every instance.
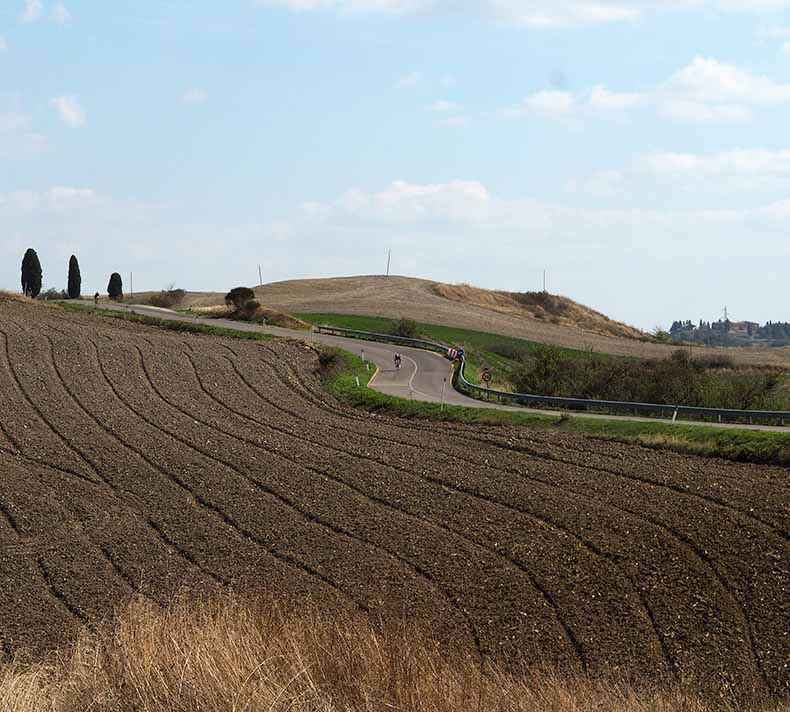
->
[0,299,788,703]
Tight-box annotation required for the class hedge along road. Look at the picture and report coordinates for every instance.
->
[86,301,788,433]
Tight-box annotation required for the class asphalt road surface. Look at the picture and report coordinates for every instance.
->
[83,301,787,433]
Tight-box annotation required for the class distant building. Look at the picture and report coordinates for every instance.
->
[729,321,760,336]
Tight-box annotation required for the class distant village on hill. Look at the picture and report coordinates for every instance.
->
[669,318,790,347]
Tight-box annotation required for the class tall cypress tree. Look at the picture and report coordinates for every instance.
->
[21,248,43,298]
[67,255,81,299]
[107,272,123,300]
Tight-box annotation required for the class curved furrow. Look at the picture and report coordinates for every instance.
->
[0,453,145,621]
[218,342,774,686]
[249,341,788,537]
[0,329,101,483]
[0,319,236,592]
[1,320,322,603]
[145,517,229,587]
[36,557,87,623]
[107,339,486,662]
[128,338,591,667]
[32,330,359,616]
[176,345,674,675]
[463,436,790,541]
[1,439,220,590]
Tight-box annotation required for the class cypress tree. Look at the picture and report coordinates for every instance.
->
[67,255,81,299]
[107,272,123,300]
[21,248,43,298]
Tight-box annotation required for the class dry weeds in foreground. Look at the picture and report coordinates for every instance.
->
[0,596,786,712]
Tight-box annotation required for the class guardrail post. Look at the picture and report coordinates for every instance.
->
[672,408,678,423]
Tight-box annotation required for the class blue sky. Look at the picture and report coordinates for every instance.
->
[3,0,790,329]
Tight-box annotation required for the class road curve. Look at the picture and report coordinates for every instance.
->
[78,301,788,433]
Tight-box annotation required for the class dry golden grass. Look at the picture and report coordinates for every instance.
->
[1,595,785,712]
[188,304,310,329]
[432,283,646,340]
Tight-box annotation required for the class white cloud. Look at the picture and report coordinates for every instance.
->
[437,115,469,128]
[589,85,645,111]
[258,0,790,28]
[427,100,460,112]
[519,90,576,116]
[49,95,85,127]
[4,179,790,328]
[509,57,790,125]
[51,2,71,24]
[182,88,208,105]
[569,148,790,199]
[20,0,43,23]
[0,36,8,52]
[395,72,423,90]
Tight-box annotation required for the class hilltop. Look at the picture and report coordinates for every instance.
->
[125,276,790,365]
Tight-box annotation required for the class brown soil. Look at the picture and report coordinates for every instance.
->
[0,298,787,705]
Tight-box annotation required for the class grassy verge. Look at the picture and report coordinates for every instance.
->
[52,302,272,341]
[321,348,790,467]
[2,594,773,712]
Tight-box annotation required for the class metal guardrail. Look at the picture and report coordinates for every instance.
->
[315,325,790,425]
[315,325,450,355]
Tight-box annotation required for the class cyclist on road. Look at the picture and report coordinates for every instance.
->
[394,352,402,370]
[93,292,99,306]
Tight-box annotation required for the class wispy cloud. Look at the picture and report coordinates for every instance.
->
[51,1,71,25]
[49,95,85,127]
[395,72,423,90]
[19,0,43,23]
[258,0,790,29]
[0,36,8,52]
[19,0,71,25]
[182,88,208,105]
[507,57,790,125]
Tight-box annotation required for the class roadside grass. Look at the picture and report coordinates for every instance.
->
[321,348,790,467]
[2,593,776,712]
[297,312,606,389]
[52,302,272,342]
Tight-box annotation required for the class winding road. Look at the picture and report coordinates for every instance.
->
[82,301,787,432]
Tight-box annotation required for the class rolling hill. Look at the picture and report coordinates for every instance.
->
[148,276,790,366]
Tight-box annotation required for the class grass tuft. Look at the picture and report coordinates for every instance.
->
[1,594,782,711]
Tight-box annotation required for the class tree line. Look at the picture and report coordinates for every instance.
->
[669,318,790,347]
[20,248,124,301]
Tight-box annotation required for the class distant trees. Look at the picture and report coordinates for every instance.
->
[107,272,123,300]
[21,248,43,298]
[67,255,81,299]
[225,287,256,311]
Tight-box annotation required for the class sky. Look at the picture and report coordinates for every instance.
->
[3,1,790,329]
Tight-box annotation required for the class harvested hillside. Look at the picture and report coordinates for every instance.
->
[117,277,790,366]
[0,298,787,707]
[433,283,645,340]
[253,276,790,367]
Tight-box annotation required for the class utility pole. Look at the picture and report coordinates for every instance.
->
[543,269,547,293]
[258,264,263,286]
[130,272,133,298]
[386,249,391,277]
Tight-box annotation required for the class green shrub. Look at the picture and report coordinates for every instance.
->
[67,255,81,299]
[390,318,419,339]
[149,288,186,309]
[107,273,123,300]
[21,248,43,298]
[225,287,256,311]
